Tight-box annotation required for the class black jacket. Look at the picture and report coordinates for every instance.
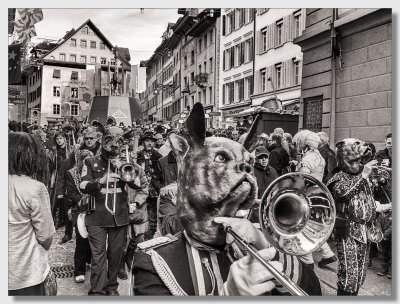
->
[267,143,290,175]
[137,149,163,198]
[319,144,337,184]
[158,151,178,187]
[253,163,279,199]
[375,148,391,168]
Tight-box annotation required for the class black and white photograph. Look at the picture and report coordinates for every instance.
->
[7,6,394,297]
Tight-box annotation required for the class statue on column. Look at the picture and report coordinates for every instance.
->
[110,46,121,96]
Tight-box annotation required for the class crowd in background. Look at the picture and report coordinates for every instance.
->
[8,115,392,296]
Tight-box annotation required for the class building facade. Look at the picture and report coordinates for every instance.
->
[28,19,131,126]
[218,8,256,127]
[252,9,306,110]
[294,9,392,150]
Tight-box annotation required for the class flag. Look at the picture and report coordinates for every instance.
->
[14,18,37,45]
[8,43,22,84]
[8,9,16,35]
[17,8,43,26]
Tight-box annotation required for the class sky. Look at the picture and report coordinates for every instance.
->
[31,8,181,65]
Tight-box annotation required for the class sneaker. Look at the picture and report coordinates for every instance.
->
[318,256,338,268]
[387,267,392,279]
[106,290,120,296]
[117,266,128,280]
[367,259,373,269]
[75,275,85,283]
[377,267,388,276]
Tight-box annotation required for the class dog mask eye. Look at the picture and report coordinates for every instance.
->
[214,154,226,163]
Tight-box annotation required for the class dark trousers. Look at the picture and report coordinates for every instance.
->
[144,197,157,240]
[65,219,73,237]
[74,224,92,277]
[380,239,392,267]
[87,225,127,295]
[9,281,46,296]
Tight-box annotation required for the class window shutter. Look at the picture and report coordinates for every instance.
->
[301,9,306,33]
[266,66,272,91]
[283,15,290,43]
[231,47,235,68]
[64,86,71,98]
[267,24,273,50]
[256,30,261,55]
[222,15,226,36]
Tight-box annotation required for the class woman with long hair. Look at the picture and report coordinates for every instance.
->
[9,132,55,295]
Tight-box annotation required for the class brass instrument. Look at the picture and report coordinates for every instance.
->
[104,159,117,215]
[120,128,141,182]
[223,172,336,296]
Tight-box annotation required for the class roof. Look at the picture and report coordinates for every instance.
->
[40,19,131,66]
[30,41,58,53]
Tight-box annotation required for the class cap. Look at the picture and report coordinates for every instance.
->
[255,147,269,158]
[140,131,157,141]
[259,133,269,139]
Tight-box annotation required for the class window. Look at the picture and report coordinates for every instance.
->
[276,20,283,46]
[191,95,195,108]
[209,57,213,73]
[204,61,207,74]
[53,86,60,97]
[275,64,282,88]
[59,53,66,61]
[229,12,235,33]
[70,54,76,62]
[100,42,105,49]
[245,38,253,62]
[199,38,202,52]
[191,50,195,64]
[184,56,188,68]
[110,59,116,65]
[71,38,76,47]
[80,55,87,63]
[198,91,201,103]
[90,41,96,49]
[245,76,253,99]
[209,29,213,44]
[71,88,78,99]
[53,104,60,115]
[71,71,79,80]
[190,72,195,84]
[203,89,206,104]
[237,79,244,101]
[53,69,61,79]
[204,34,207,48]
[81,27,88,34]
[294,13,301,37]
[294,60,300,85]
[70,104,79,116]
[261,69,266,92]
[90,56,96,63]
[261,28,268,52]
[80,40,87,48]
[303,95,323,132]
[229,82,234,103]
[208,86,212,103]
[101,57,106,64]
[198,64,202,74]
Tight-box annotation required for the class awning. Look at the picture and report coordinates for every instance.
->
[53,69,61,78]
[71,71,78,80]
[227,106,299,118]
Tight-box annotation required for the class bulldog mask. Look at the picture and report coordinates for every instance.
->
[169,103,258,246]
[101,126,123,159]
[335,138,372,175]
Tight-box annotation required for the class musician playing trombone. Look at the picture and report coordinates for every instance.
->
[79,126,144,296]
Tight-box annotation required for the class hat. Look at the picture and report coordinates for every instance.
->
[274,128,284,136]
[104,126,123,139]
[255,147,269,158]
[154,133,163,140]
[140,131,156,141]
[82,126,96,138]
[259,133,269,139]
[77,213,88,239]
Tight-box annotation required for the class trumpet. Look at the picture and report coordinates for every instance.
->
[223,172,336,296]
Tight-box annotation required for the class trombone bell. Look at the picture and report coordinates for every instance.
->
[120,163,137,182]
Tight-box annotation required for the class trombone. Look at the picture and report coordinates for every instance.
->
[222,172,336,296]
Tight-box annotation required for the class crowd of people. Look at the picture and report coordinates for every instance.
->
[8,112,392,296]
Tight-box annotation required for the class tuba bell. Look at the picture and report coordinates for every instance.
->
[119,145,138,182]
[259,172,336,256]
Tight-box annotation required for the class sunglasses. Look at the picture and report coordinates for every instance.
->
[84,137,95,140]
[257,155,269,160]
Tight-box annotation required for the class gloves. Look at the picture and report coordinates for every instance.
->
[221,247,283,295]
[214,217,270,250]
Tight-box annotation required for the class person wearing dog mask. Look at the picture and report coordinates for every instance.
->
[79,126,142,296]
[326,139,378,296]
[133,103,321,296]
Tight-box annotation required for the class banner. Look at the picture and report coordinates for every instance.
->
[14,18,37,45]
[8,8,16,35]
[17,8,43,26]
[8,44,22,85]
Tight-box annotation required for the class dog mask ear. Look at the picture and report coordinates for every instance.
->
[168,132,189,166]
[185,102,206,149]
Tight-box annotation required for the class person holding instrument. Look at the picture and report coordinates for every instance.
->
[80,126,143,296]
[133,103,321,296]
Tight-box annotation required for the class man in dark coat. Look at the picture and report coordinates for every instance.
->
[79,127,141,296]
[375,133,392,167]
[136,131,163,240]
[317,132,337,184]
[267,134,290,175]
